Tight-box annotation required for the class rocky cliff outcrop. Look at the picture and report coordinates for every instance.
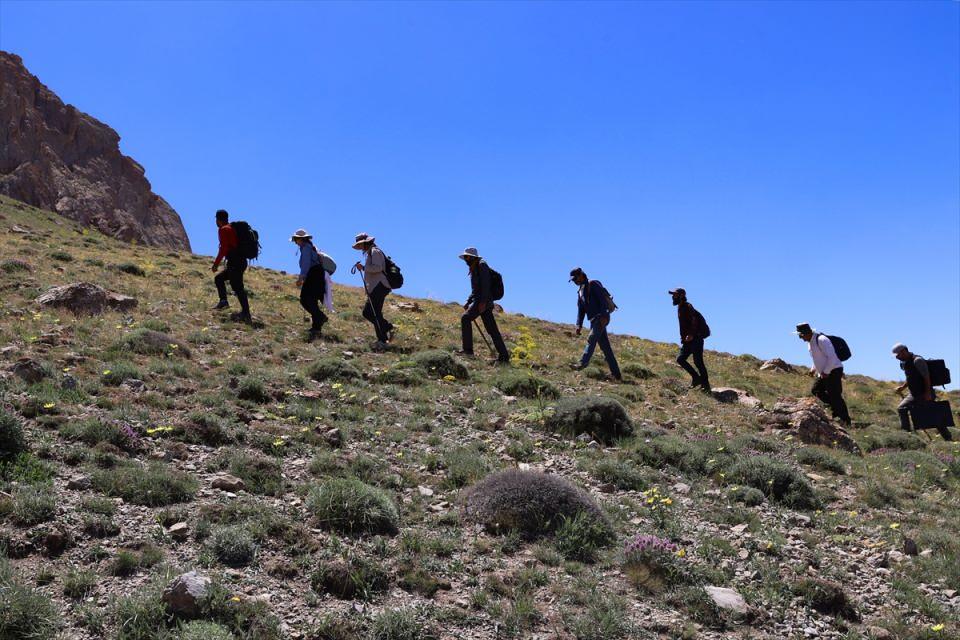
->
[0,51,191,250]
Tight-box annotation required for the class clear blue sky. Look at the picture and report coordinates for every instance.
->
[2,1,958,385]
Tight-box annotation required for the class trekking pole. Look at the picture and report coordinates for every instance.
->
[351,264,386,341]
[473,319,495,355]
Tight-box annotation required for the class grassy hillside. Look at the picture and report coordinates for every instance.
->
[1,194,958,640]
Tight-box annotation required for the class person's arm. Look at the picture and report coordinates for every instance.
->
[213,226,233,269]
[297,248,311,282]
[576,296,586,328]
[916,358,933,400]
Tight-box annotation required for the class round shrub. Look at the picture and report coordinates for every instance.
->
[494,371,559,399]
[307,358,361,382]
[792,578,859,621]
[117,329,191,358]
[463,469,611,539]
[0,409,27,464]
[100,362,142,387]
[236,378,271,404]
[376,366,424,387]
[208,525,257,567]
[545,396,634,444]
[410,350,468,379]
[621,363,657,379]
[306,478,399,536]
[727,455,819,510]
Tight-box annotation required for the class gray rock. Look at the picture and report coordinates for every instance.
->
[704,586,750,615]
[12,358,46,384]
[711,387,763,409]
[760,358,795,373]
[166,522,189,541]
[121,378,147,392]
[212,474,245,492]
[36,282,138,316]
[162,571,211,617]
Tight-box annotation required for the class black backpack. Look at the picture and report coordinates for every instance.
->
[693,307,711,339]
[827,335,852,361]
[927,359,951,387]
[489,268,504,301]
[231,221,260,260]
[383,254,403,289]
[592,281,617,313]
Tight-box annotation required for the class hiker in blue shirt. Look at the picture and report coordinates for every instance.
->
[291,229,327,342]
[570,267,621,381]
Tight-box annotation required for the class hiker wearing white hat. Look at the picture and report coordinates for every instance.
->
[352,233,394,347]
[459,248,510,363]
[291,229,327,342]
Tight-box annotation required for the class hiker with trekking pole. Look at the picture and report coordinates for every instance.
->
[570,267,622,381]
[291,229,335,343]
[458,247,510,364]
[351,232,398,350]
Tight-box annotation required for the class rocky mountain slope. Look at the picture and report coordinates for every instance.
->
[0,52,190,251]
[0,194,958,640]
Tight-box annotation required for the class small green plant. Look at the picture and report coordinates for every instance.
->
[307,478,399,536]
[176,621,235,640]
[0,258,32,273]
[494,370,559,399]
[0,559,59,640]
[113,262,146,276]
[369,607,437,640]
[621,363,657,379]
[63,568,97,599]
[237,377,271,403]
[796,447,847,475]
[311,554,391,600]
[207,524,257,567]
[793,578,859,621]
[307,358,361,382]
[410,350,468,379]
[622,534,689,593]
[441,446,490,489]
[213,449,283,495]
[7,485,57,526]
[100,362,142,386]
[49,250,74,262]
[91,463,197,506]
[727,455,819,510]
[0,409,27,464]
[553,511,615,562]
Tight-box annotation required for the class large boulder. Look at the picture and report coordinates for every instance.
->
[11,357,46,384]
[162,571,211,618]
[36,282,137,315]
[761,397,861,454]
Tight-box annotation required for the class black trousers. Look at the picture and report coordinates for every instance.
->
[677,338,709,387]
[362,283,392,342]
[812,367,851,424]
[461,303,509,361]
[300,266,327,331]
[214,257,249,314]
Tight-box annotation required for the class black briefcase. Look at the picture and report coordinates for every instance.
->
[908,400,956,430]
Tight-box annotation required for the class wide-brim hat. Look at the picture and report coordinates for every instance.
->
[459,247,480,260]
[794,323,813,335]
[352,232,375,249]
[290,229,312,242]
[668,288,686,296]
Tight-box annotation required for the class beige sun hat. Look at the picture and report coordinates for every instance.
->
[290,229,312,242]
[459,247,480,260]
[352,232,375,249]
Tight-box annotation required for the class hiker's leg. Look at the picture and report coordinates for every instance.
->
[897,396,914,431]
[595,323,621,379]
[676,343,700,384]
[300,272,325,331]
[369,284,389,342]
[214,270,229,302]
[691,339,709,388]
[580,326,599,367]
[229,259,250,315]
[460,305,480,353]
[811,376,829,405]
[829,368,851,424]
[481,309,510,361]
[937,426,953,441]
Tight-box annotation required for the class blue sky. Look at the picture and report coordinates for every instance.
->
[2,1,958,385]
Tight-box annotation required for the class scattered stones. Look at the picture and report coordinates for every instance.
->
[212,475,245,492]
[162,571,211,618]
[417,485,434,497]
[760,358,795,373]
[35,282,138,315]
[121,378,147,392]
[11,357,46,383]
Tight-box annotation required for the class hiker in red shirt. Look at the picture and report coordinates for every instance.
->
[212,209,251,322]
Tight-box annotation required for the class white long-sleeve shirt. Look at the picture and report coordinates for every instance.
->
[809,333,842,376]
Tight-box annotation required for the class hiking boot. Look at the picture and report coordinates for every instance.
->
[231,312,252,324]
[213,300,229,310]
[307,330,322,343]
[455,350,476,358]
[688,378,701,389]
[386,326,396,342]
[495,357,511,366]
[372,341,388,352]
[571,362,587,371]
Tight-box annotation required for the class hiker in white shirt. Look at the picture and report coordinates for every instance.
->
[796,323,851,425]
